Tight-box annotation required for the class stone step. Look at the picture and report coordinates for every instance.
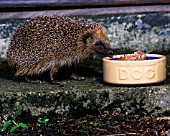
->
[0,54,170,117]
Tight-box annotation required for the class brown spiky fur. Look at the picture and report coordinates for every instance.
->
[7,16,112,82]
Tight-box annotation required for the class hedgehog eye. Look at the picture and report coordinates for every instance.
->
[82,33,93,44]
[93,39,102,46]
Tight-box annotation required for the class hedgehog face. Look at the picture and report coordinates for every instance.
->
[83,29,113,56]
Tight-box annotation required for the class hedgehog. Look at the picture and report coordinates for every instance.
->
[7,16,113,84]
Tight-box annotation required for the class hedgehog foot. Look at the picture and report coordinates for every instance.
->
[49,66,61,84]
[71,73,85,80]
[50,79,60,85]
[25,76,42,84]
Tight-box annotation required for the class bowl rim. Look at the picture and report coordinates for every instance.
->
[103,54,166,63]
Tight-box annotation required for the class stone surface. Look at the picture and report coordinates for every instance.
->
[0,54,169,117]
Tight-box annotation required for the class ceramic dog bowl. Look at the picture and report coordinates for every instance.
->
[103,54,166,85]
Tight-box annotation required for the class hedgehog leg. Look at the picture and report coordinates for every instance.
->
[70,66,85,80]
[49,66,60,84]
[16,69,43,83]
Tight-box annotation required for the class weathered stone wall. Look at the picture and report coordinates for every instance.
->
[101,13,170,54]
[0,12,169,59]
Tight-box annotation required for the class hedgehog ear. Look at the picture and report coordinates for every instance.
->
[82,32,93,44]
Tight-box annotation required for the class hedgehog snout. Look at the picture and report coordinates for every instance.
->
[103,42,114,56]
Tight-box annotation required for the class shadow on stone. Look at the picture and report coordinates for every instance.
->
[0,60,102,83]
[0,61,15,80]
